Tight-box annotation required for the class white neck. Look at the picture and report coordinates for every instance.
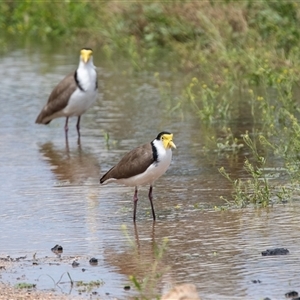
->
[76,58,97,91]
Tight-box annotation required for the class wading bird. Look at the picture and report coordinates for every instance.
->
[35,48,98,138]
[100,132,176,222]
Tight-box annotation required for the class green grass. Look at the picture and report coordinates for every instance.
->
[76,280,104,292]
[14,282,36,289]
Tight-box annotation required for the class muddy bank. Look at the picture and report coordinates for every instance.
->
[0,258,200,300]
[0,254,107,299]
[0,282,81,300]
[0,260,80,299]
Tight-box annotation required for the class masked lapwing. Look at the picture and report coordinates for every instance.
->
[35,48,98,137]
[100,132,176,222]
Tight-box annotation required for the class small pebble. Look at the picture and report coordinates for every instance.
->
[285,291,298,298]
[89,257,98,265]
[51,244,63,253]
[251,279,261,284]
[72,261,80,267]
[261,248,289,256]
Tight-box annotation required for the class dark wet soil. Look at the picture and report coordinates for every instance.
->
[285,290,299,298]
[261,248,290,256]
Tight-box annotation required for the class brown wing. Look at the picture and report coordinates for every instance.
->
[100,143,154,183]
[35,72,77,124]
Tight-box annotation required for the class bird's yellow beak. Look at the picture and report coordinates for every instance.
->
[81,48,93,63]
[169,140,176,149]
[163,133,176,149]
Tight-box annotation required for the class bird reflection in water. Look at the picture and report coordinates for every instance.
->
[105,221,157,276]
[39,141,100,185]
[104,222,174,297]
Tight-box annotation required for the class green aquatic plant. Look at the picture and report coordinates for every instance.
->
[271,110,300,180]
[219,159,270,208]
[154,72,180,113]
[216,127,244,154]
[104,131,110,149]
[219,133,286,207]
[181,76,238,124]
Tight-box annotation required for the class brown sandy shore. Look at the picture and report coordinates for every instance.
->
[0,283,82,300]
[0,260,93,300]
[0,282,202,300]
[0,283,200,300]
[0,260,200,300]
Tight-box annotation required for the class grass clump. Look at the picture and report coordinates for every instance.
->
[219,133,291,207]
[0,1,103,41]
[1,2,300,60]
[76,280,104,292]
[14,282,36,289]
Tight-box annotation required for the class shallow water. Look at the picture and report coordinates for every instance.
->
[0,47,299,299]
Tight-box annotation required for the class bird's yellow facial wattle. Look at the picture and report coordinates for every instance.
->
[81,48,93,63]
[161,133,176,149]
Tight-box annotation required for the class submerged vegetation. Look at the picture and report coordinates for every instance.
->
[2,1,300,206]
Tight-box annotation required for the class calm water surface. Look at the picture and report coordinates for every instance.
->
[0,47,300,300]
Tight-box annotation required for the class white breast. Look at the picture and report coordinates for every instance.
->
[63,62,98,116]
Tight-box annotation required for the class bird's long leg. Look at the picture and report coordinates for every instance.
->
[64,117,69,143]
[76,116,81,138]
[64,117,69,133]
[133,186,138,222]
[65,133,70,153]
[148,185,156,221]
